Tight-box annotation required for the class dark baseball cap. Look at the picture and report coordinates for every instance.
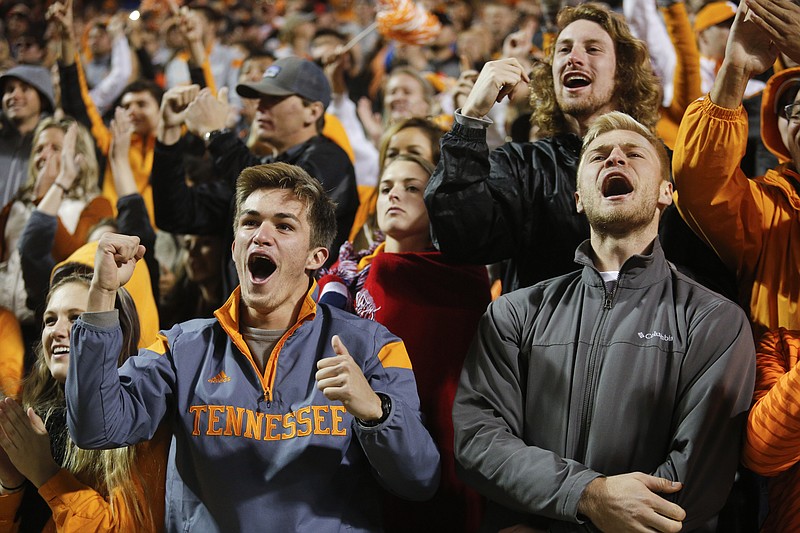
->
[236,56,331,109]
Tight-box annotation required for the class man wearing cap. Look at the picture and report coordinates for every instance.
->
[0,64,55,207]
[151,56,357,287]
[674,2,800,339]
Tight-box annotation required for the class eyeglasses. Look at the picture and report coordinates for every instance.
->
[785,102,800,123]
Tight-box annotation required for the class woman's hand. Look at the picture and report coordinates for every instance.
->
[0,398,60,489]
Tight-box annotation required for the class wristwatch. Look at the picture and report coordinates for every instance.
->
[203,128,231,145]
[356,393,392,428]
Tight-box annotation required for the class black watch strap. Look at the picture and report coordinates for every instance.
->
[356,393,392,428]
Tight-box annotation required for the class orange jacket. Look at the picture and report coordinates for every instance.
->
[656,1,702,150]
[0,425,168,533]
[673,96,800,339]
[0,308,23,398]
[743,328,800,532]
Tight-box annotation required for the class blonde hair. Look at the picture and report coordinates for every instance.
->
[21,274,153,530]
[578,111,671,184]
[19,117,100,203]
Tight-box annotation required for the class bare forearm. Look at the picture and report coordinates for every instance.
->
[710,61,750,109]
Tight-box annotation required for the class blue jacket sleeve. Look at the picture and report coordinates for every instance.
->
[353,336,441,501]
[66,311,176,449]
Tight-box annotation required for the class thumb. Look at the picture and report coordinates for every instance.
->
[331,335,350,357]
[642,474,682,494]
[217,86,229,105]
[27,408,47,435]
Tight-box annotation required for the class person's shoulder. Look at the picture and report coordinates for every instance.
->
[492,270,582,317]
[670,267,748,322]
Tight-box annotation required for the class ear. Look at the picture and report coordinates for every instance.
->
[306,246,329,271]
[575,190,584,214]
[303,101,324,128]
[657,180,673,208]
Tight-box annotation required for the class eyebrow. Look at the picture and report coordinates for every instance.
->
[556,37,607,47]
[588,142,647,154]
[240,209,301,223]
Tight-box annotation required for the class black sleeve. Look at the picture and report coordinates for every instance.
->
[19,210,57,316]
[151,138,234,235]
[117,193,160,301]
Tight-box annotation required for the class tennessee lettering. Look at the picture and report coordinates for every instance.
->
[188,404,348,440]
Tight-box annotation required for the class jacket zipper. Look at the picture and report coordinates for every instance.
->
[575,281,617,462]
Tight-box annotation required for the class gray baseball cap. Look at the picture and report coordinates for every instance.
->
[0,64,56,113]
[236,56,331,109]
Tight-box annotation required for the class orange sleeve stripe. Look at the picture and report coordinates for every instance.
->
[75,53,112,154]
[377,341,412,370]
[145,333,170,356]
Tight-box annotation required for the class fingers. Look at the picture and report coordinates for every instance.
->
[639,473,682,495]
[97,233,144,264]
[460,54,471,71]
[217,86,229,105]
[26,409,47,436]
[331,335,350,357]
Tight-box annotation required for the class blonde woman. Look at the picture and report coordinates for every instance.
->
[0,118,112,324]
[0,271,166,531]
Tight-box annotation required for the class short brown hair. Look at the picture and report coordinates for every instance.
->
[234,163,337,250]
[529,3,661,138]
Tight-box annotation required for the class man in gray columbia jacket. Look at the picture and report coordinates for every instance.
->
[453,111,756,532]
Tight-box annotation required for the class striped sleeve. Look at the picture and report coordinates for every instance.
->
[743,327,800,476]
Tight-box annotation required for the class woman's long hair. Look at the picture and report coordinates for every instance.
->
[21,272,153,530]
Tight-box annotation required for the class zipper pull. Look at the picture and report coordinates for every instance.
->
[259,389,271,409]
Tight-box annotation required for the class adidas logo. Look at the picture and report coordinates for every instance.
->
[208,371,231,383]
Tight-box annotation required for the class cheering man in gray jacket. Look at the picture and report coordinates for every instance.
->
[453,112,756,532]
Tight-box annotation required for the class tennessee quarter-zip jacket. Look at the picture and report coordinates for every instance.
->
[66,283,441,532]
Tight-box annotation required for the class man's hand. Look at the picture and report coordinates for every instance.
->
[46,0,76,63]
[577,473,685,532]
[316,335,383,421]
[461,58,530,118]
[157,84,200,144]
[89,233,145,312]
[744,0,800,64]
[711,3,778,108]
[184,87,230,139]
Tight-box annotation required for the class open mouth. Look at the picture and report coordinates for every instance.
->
[564,73,591,89]
[248,255,277,282]
[602,175,633,198]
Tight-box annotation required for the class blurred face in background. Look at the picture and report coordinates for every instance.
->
[384,127,435,165]
[183,234,223,284]
[384,72,431,124]
[121,90,160,138]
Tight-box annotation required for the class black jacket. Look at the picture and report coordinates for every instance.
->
[425,121,737,298]
[151,132,357,293]
[425,122,587,292]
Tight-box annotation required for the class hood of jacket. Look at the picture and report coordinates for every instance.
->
[761,66,800,163]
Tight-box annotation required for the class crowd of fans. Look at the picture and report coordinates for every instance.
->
[0,0,799,530]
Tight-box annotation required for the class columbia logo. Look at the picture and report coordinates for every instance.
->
[638,330,674,342]
[208,371,231,383]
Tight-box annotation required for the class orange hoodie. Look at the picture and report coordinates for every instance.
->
[743,328,800,532]
[673,67,800,340]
